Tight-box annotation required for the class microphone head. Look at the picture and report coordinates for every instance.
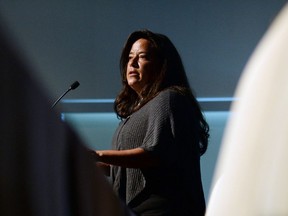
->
[70,81,80,90]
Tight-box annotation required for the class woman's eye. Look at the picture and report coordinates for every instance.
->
[139,54,148,59]
[128,55,134,61]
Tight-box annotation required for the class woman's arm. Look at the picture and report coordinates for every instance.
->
[95,148,160,168]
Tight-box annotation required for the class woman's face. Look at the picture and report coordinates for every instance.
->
[126,38,160,95]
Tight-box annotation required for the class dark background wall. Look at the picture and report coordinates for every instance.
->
[0,1,286,103]
[0,0,286,201]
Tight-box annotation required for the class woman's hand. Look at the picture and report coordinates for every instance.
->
[95,148,160,168]
[88,150,111,176]
[88,150,98,161]
[96,161,111,176]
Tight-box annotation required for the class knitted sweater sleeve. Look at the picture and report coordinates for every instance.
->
[140,90,180,165]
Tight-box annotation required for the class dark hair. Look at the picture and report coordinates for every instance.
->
[114,29,209,155]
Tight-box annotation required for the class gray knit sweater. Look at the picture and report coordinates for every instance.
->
[111,89,205,215]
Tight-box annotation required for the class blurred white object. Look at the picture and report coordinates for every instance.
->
[206,3,288,216]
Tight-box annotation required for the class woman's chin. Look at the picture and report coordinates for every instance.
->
[128,83,142,94]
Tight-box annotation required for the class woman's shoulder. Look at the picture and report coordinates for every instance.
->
[156,88,189,102]
[147,88,191,111]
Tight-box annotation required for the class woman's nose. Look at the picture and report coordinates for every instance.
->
[129,56,139,68]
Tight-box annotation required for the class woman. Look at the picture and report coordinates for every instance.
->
[94,29,209,216]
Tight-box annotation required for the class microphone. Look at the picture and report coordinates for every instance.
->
[51,81,80,108]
